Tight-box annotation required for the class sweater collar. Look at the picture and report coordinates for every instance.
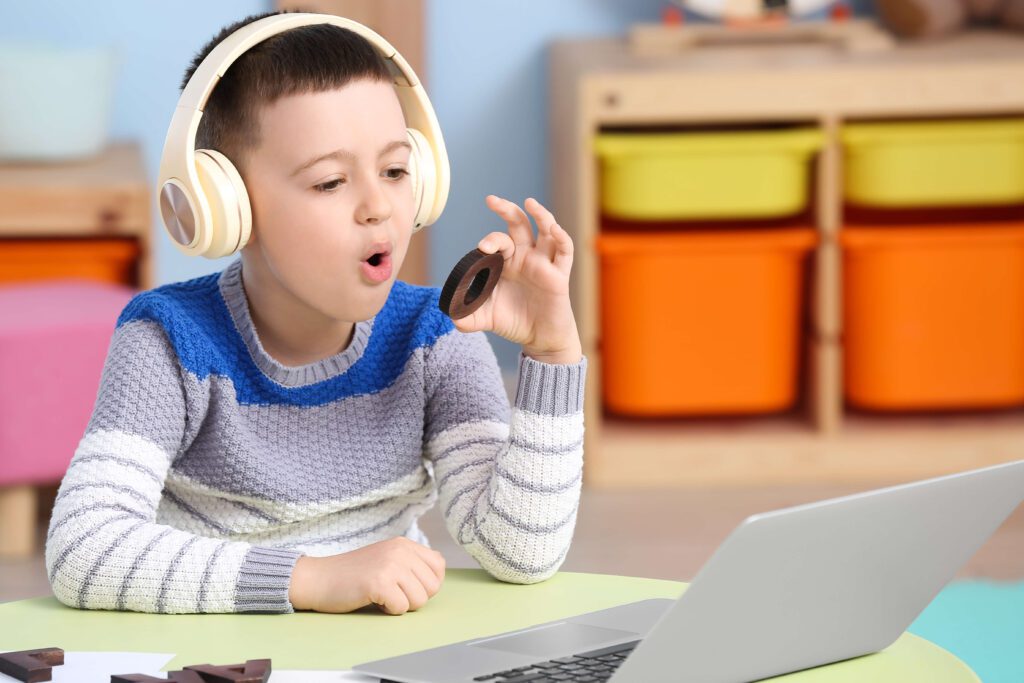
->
[217,259,374,388]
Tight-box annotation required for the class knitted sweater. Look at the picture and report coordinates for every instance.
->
[45,259,587,614]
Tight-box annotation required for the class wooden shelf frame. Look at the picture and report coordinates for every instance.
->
[0,141,154,289]
[550,29,1024,488]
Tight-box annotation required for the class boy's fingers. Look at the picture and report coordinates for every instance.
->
[410,557,442,597]
[416,546,446,582]
[534,220,557,261]
[478,231,515,261]
[526,197,564,263]
[376,584,410,615]
[397,571,429,611]
[552,223,574,270]
[452,301,490,332]
[452,315,483,335]
[524,197,557,236]
[486,195,534,248]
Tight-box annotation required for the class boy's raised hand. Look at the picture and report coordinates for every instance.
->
[288,537,445,615]
[452,196,583,366]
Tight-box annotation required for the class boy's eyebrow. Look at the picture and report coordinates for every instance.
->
[290,140,412,177]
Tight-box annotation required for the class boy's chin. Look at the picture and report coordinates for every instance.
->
[322,287,392,322]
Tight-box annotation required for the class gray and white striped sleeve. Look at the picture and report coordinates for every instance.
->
[45,319,301,614]
[423,328,586,584]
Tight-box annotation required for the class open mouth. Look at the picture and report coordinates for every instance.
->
[361,246,394,284]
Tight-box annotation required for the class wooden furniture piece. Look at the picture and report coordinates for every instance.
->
[0,142,151,557]
[276,0,431,286]
[550,29,1024,488]
[0,141,153,289]
[0,569,979,681]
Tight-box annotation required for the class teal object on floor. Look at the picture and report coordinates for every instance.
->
[909,580,1024,683]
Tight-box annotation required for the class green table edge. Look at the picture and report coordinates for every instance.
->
[0,569,979,681]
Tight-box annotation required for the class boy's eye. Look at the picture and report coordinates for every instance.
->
[315,179,344,193]
[314,169,407,193]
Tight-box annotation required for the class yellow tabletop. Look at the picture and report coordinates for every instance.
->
[0,569,979,681]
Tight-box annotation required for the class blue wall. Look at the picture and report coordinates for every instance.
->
[1,0,871,369]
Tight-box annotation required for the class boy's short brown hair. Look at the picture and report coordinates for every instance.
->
[181,10,393,171]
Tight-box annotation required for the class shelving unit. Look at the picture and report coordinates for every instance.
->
[549,29,1024,488]
[0,141,153,289]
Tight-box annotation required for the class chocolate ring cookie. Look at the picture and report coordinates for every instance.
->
[439,248,504,320]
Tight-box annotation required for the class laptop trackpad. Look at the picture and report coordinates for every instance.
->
[471,622,639,658]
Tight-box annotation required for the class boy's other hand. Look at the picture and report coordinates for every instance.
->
[288,537,446,614]
[453,196,583,366]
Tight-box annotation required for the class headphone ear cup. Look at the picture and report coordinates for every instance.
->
[406,128,437,232]
[194,149,253,258]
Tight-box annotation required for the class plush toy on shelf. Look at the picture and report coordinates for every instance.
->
[873,0,1024,38]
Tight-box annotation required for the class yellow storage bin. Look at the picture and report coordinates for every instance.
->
[594,128,824,221]
[842,118,1024,208]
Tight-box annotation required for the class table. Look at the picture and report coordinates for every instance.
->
[0,569,979,680]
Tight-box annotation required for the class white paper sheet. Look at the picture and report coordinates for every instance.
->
[0,649,382,682]
[0,651,175,683]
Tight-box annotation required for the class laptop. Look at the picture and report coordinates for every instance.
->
[353,459,1024,683]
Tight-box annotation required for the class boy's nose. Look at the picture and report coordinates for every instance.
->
[355,176,393,225]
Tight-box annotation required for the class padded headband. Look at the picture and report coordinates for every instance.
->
[158,12,450,257]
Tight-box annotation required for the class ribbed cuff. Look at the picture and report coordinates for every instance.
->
[514,352,587,416]
[234,546,303,614]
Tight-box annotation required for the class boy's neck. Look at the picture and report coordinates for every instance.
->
[238,256,355,368]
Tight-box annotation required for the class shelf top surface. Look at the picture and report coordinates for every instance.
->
[0,141,147,190]
[552,28,1024,77]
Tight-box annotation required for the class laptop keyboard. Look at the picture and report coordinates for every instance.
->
[469,640,639,682]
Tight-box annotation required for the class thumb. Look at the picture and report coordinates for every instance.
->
[452,315,477,333]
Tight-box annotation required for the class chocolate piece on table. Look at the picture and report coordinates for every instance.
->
[183,659,271,683]
[111,659,270,683]
[0,647,64,683]
[110,672,204,683]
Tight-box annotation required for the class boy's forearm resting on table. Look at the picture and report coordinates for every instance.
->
[287,345,587,609]
[45,321,302,614]
[424,328,587,585]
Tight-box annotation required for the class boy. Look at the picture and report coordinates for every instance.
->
[45,11,586,616]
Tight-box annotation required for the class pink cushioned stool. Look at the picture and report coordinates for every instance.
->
[0,279,135,557]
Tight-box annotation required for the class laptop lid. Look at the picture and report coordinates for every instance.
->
[611,459,1024,682]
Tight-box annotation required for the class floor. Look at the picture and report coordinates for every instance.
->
[3,481,1022,603]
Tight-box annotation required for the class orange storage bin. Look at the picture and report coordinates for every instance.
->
[0,238,139,286]
[596,227,817,416]
[841,223,1024,411]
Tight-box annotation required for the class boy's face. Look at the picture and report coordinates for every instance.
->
[241,78,414,323]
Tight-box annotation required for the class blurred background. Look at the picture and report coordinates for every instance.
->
[1,1,1023,680]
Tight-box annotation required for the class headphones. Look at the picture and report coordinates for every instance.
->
[157,12,450,259]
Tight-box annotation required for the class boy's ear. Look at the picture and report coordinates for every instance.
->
[406,128,437,232]
[194,148,253,258]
